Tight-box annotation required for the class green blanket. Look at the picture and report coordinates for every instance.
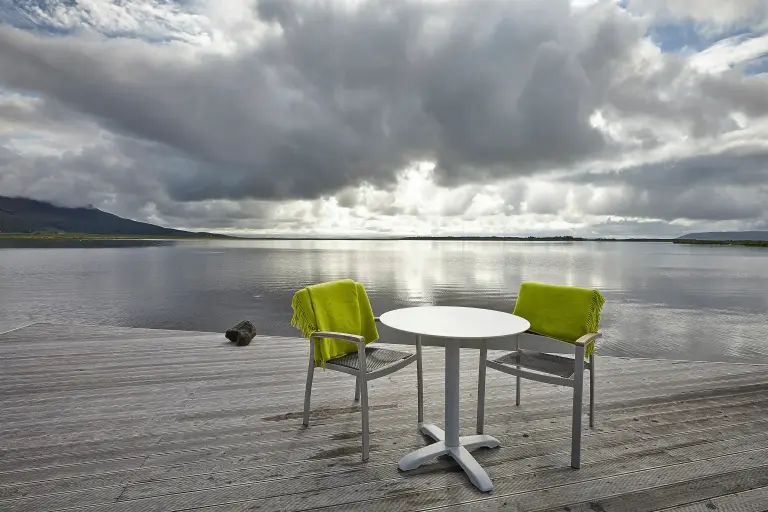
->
[512,282,604,357]
[291,279,379,368]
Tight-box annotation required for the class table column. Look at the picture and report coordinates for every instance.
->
[444,339,460,447]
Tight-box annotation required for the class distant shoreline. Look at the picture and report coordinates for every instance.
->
[0,233,233,240]
[673,239,768,247]
[0,233,673,242]
[399,236,671,242]
[2,233,669,241]
[1,233,766,247]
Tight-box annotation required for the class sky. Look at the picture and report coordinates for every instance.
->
[0,0,767,237]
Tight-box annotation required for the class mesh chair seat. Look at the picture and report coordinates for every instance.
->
[492,349,576,379]
[326,346,414,373]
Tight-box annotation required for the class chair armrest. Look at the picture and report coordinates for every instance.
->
[374,316,381,322]
[310,331,366,345]
[574,332,601,347]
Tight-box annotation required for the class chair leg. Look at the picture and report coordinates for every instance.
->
[476,340,487,434]
[571,345,585,469]
[416,335,424,424]
[589,353,595,428]
[515,335,521,406]
[303,344,316,427]
[357,344,370,461]
[360,382,370,461]
[354,375,360,402]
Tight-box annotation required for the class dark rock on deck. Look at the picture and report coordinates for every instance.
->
[225,320,256,346]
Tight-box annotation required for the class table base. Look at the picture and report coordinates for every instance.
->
[398,423,500,492]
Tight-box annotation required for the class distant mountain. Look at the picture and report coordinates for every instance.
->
[677,231,768,241]
[0,196,228,237]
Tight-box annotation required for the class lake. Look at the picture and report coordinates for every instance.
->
[1,239,767,363]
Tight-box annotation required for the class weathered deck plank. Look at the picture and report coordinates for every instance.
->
[653,486,768,512]
[1,322,767,512]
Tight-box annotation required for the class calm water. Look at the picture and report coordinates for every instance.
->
[1,239,768,363]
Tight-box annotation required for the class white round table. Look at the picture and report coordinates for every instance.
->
[380,306,530,492]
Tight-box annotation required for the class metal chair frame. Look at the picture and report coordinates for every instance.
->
[476,331,600,468]
[303,318,424,461]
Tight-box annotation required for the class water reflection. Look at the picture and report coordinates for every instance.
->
[1,239,767,363]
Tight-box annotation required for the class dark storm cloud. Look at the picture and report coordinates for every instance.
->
[699,72,768,117]
[0,0,648,202]
[605,58,746,139]
[0,96,98,143]
[0,135,158,209]
[565,149,768,221]
[588,219,690,238]
[573,149,768,188]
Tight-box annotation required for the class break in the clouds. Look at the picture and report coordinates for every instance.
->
[0,0,767,237]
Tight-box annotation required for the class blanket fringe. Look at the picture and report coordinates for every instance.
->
[585,290,605,358]
[586,290,605,334]
[290,296,316,339]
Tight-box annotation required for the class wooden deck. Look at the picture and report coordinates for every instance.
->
[1,323,768,512]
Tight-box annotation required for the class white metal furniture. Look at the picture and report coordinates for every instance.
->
[302,318,424,462]
[476,330,600,469]
[379,306,530,492]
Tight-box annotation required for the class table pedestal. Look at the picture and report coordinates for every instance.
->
[398,340,500,492]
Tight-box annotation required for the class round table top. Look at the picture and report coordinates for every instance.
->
[379,306,530,339]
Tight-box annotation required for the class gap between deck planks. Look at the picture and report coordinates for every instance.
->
[1,323,767,512]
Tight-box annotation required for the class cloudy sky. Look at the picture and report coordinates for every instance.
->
[0,0,767,237]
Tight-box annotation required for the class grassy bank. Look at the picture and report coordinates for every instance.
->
[673,239,768,247]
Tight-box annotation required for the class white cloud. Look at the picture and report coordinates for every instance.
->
[18,0,213,43]
[691,33,768,73]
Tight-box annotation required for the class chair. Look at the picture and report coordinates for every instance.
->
[475,284,602,469]
[303,317,424,461]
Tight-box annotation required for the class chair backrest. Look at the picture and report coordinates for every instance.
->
[512,282,604,355]
[291,279,379,367]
